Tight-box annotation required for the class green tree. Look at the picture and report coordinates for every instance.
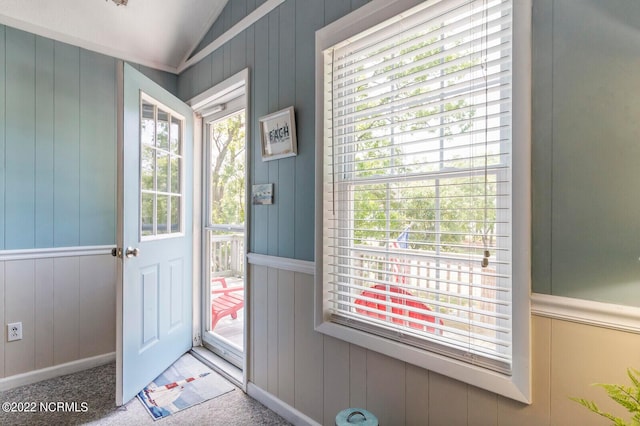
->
[210,112,246,226]
[349,26,495,254]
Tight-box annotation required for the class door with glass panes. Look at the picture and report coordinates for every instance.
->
[116,63,193,405]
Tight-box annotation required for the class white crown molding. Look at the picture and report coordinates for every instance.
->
[177,0,285,74]
[531,293,640,334]
[0,245,114,261]
[247,253,315,275]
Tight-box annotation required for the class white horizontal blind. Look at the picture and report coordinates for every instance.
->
[323,0,513,373]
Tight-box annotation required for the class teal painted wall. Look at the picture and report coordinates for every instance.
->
[181,0,640,305]
[3,0,637,303]
[531,0,640,305]
[0,26,116,249]
[0,25,178,250]
[178,0,371,262]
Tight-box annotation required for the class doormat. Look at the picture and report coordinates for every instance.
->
[137,353,235,420]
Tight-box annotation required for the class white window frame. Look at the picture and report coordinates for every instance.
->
[314,0,531,403]
[139,92,186,241]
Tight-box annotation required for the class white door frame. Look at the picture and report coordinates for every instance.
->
[187,68,250,390]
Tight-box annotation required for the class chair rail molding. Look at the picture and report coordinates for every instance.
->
[531,293,640,334]
[0,245,114,261]
[247,253,315,275]
[243,259,640,333]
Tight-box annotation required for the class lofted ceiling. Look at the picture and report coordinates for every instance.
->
[0,0,229,73]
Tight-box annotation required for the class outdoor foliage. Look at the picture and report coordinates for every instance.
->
[349,28,498,255]
[140,103,182,235]
[210,111,246,227]
[571,368,640,426]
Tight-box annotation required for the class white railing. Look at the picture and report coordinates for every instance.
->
[350,245,499,326]
[210,233,245,277]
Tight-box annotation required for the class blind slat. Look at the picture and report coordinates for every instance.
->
[326,249,511,268]
[333,0,512,72]
[322,0,513,374]
[329,279,511,307]
[333,30,512,99]
[332,78,511,134]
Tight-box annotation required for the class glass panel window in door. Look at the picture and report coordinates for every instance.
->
[139,94,184,239]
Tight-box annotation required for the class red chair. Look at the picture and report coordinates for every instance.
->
[211,277,244,330]
[355,284,443,334]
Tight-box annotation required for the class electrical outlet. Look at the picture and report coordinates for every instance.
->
[7,322,22,342]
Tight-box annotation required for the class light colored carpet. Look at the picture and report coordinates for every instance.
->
[0,361,290,425]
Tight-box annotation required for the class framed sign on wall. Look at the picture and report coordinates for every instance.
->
[252,183,274,205]
[259,106,297,161]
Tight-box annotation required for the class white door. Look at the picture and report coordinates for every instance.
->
[115,63,194,405]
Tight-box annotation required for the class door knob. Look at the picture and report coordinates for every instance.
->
[125,247,140,258]
[111,247,123,258]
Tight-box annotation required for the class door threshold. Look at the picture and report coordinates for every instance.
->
[190,346,244,390]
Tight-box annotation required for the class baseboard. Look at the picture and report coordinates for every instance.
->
[246,382,321,426]
[0,352,115,392]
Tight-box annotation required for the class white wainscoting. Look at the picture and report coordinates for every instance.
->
[0,246,116,383]
[0,352,115,392]
[246,253,640,425]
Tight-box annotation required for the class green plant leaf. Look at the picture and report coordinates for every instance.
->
[571,368,640,426]
[570,397,626,424]
[597,384,637,412]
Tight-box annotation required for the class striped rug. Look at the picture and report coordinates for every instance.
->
[137,353,235,420]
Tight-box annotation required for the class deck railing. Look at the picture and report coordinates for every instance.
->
[349,245,500,327]
[209,232,245,277]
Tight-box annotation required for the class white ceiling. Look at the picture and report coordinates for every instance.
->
[0,0,229,73]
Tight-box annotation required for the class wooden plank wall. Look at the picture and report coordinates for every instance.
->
[249,263,640,425]
[0,26,116,250]
[0,25,180,380]
[0,27,5,249]
[0,25,177,251]
[530,0,640,305]
[0,254,115,378]
[177,0,371,262]
[178,1,640,424]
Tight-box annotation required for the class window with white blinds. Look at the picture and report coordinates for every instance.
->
[321,0,515,375]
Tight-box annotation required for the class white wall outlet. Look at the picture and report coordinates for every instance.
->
[7,322,22,342]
